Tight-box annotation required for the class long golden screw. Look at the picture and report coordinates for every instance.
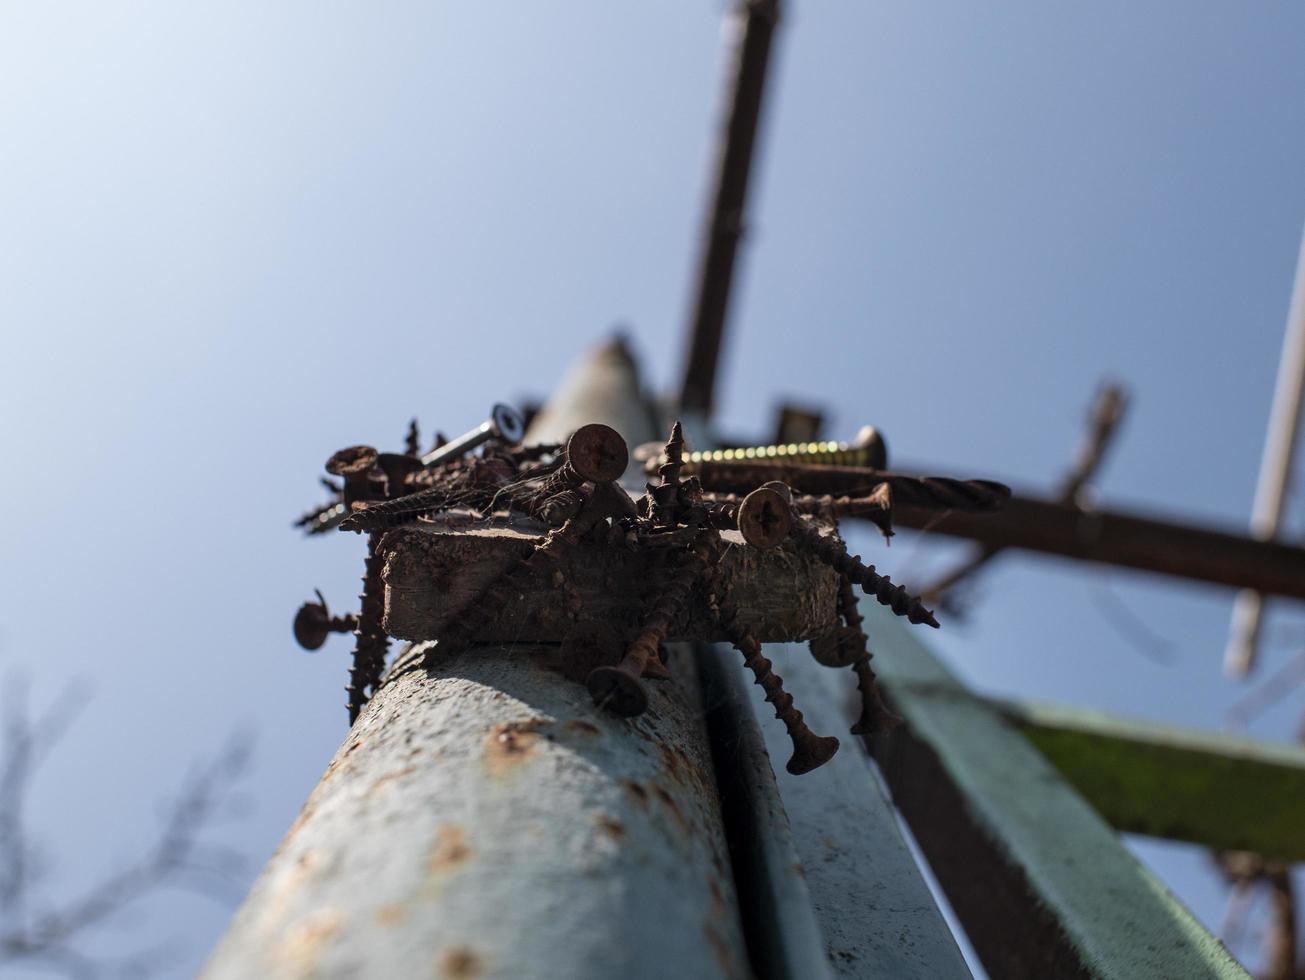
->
[649,425,887,471]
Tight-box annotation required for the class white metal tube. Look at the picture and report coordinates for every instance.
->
[1225,225,1305,677]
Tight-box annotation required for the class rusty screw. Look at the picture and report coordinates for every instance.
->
[777,497,939,628]
[710,584,839,774]
[293,590,359,651]
[563,423,629,483]
[587,532,710,716]
[736,485,794,549]
[420,403,525,468]
[327,445,385,507]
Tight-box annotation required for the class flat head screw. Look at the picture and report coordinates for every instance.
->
[293,590,358,651]
[565,423,629,483]
[326,445,383,506]
[737,486,793,549]
[585,662,650,718]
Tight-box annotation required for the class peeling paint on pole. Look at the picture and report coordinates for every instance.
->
[204,644,749,979]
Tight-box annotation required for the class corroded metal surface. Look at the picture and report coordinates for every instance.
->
[382,523,838,644]
[203,645,748,980]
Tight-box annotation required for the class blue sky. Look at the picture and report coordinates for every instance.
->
[3,2,1305,975]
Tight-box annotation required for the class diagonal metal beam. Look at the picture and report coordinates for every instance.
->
[864,604,1250,980]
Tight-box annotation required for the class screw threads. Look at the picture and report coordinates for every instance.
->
[404,418,420,457]
[624,543,706,673]
[790,519,938,628]
[683,440,881,469]
[339,486,465,533]
[832,573,900,735]
[710,586,839,775]
[647,422,686,527]
[587,531,711,717]
[347,536,390,724]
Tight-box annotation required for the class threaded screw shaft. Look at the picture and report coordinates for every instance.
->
[788,516,938,628]
[710,585,839,775]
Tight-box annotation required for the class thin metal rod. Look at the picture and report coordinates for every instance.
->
[1225,226,1305,677]
[678,0,781,418]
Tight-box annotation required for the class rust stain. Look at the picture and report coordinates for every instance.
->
[485,719,549,775]
[428,824,473,872]
[263,848,323,932]
[276,907,342,976]
[624,780,650,807]
[708,877,726,913]
[375,903,404,926]
[439,945,485,978]
[368,765,418,797]
[653,783,690,833]
[702,919,735,977]
[564,719,601,737]
[595,813,626,840]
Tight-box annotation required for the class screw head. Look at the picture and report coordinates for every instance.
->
[738,486,793,549]
[854,425,888,469]
[566,424,629,483]
[586,665,649,717]
[326,445,379,477]
[808,626,865,667]
[492,403,526,443]
[786,732,840,775]
[293,601,331,651]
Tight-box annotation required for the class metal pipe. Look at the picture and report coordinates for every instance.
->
[205,347,749,978]
[1225,226,1305,677]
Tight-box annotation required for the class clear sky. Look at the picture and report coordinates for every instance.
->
[3,2,1305,976]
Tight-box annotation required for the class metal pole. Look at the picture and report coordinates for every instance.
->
[891,492,1305,600]
[678,0,781,419]
[203,343,750,979]
[1225,225,1305,677]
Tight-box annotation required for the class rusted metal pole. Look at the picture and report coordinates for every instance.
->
[204,344,751,979]
[1225,225,1305,677]
[678,0,781,420]
[893,492,1305,601]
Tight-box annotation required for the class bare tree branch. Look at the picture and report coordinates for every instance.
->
[0,677,252,978]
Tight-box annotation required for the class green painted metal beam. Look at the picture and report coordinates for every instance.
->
[864,604,1249,980]
[988,697,1305,862]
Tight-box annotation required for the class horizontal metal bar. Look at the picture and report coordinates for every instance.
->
[989,698,1305,862]
[864,605,1249,979]
[895,492,1305,600]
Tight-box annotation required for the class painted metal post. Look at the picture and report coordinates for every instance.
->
[1225,223,1305,677]
[203,340,751,979]
[867,603,1249,979]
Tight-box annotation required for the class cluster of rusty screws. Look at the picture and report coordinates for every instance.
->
[291,404,534,724]
[291,405,1006,773]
